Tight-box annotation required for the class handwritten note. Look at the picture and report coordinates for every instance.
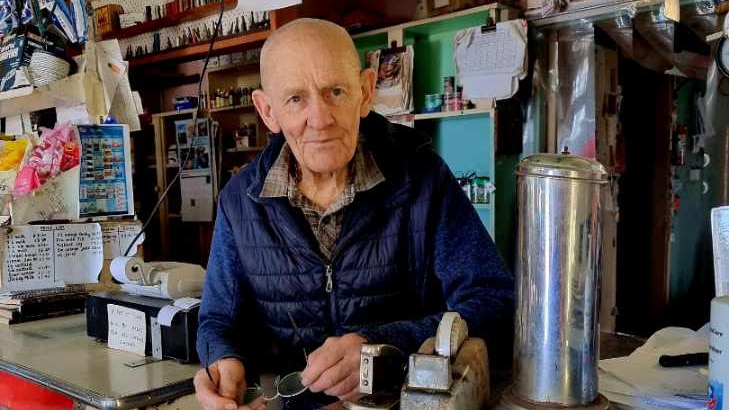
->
[0,223,103,292]
[101,222,144,259]
[712,206,729,297]
[107,304,146,356]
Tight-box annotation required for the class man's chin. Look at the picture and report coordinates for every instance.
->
[303,159,349,175]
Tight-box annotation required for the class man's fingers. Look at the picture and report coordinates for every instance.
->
[324,372,360,397]
[239,395,266,410]
[218,359,246,401]
[308,357,349,393]
[301,337,345,386]
[338,385,363,402]
[193,369,239,410]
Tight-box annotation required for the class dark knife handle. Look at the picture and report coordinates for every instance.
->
[658,352,709,367]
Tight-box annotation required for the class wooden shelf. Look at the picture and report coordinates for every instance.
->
[207,104,255,114]
[352,3,510,39]
[413,107,492,121]
[207,60,259,74]
[527,0,666,26]
[129,29,270,68]
[151,108,197,118]
[129,6,299,68]
[101,0,237,40]
[0,72,88,118]
[225,146,264,153]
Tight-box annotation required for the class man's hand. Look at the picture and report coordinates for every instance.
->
[301,333,367,400]
[193,358,265,410]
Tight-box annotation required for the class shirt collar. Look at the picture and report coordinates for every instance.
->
[259,141,385,199]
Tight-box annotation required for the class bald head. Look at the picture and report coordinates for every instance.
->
[259,18,362,91]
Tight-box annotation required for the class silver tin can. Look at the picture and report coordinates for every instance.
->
[513,153,608,405]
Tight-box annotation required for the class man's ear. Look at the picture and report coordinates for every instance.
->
[359,68,376,118]
[252,89,281,133]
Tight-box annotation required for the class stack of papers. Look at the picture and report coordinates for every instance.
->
[454,20,528,101]
[599,327,709,409]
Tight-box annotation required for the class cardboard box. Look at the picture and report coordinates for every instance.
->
[95,4,124,38]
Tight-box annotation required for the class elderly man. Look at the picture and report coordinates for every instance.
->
[194,18,514,410]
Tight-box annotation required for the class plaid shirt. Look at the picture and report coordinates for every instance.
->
[259,142,385,261]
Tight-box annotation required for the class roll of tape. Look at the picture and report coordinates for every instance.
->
[710,296,729,409]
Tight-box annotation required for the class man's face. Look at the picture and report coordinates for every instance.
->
[253,37,375,175]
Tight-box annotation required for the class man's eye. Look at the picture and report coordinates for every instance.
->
[288,95,301,104]
[331,88,345,97]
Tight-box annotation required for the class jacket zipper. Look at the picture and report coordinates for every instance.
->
[325,265,333,293]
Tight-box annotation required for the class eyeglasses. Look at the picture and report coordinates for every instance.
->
[240,371,308,406]
[261,371,308,401]
[261,313,310,401]
[205,313,310,401]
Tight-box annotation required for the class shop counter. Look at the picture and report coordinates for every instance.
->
[0,314,198,409]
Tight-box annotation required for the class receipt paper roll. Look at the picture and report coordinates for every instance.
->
[110,256,147,284]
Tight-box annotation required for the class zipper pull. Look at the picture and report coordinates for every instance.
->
[325,265,333,293]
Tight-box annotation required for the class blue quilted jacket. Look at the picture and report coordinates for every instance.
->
[197,112,514,378]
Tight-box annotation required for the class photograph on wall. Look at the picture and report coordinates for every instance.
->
[174,119,212,173]
[365,45,414,116]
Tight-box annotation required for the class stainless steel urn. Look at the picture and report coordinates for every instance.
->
[513,154,607,406]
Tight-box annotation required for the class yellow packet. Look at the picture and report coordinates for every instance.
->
[0,139,28,171]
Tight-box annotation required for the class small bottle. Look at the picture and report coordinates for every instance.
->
[248,123,257,146]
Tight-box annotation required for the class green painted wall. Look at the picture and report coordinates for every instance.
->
[354,10,522,267]
[668,80,712,304]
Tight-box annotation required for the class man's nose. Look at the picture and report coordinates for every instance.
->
[307,95,334,129]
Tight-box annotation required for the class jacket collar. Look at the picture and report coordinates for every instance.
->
[246,111,430,202]
[244,112,430,262]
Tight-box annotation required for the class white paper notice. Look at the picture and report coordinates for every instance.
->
[56,104,91,125]
[107,304,146,356]
[180,174,214,222]
[157,297,200,327]
[174,297,200,310]
[0,223,104,292]
[157,304,182,327]
[102,222,145,259]
[712,206,729,297]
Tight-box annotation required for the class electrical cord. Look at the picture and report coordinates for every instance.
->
[124,0,226,257]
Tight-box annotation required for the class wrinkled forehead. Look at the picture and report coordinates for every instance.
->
[263,42,361,93]
[261,26,361,88]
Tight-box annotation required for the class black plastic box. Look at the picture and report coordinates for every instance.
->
[86,292,199,363]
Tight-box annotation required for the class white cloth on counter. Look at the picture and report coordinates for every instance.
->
[599,326,709,409]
